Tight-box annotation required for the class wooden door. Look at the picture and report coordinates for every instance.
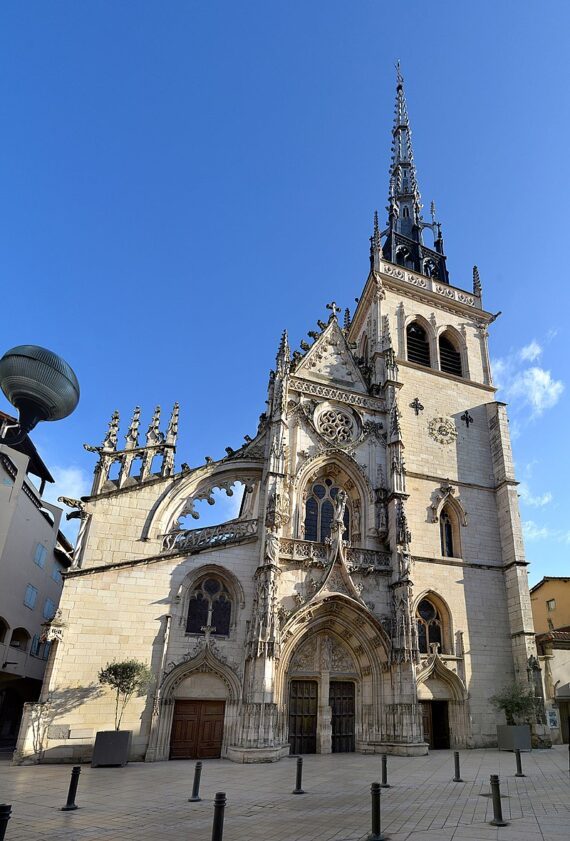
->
[288,680,318,754]
[330,681,355,753]
[169,700,225,759]
[420,701,433,748]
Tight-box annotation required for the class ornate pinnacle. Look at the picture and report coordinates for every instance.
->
[473,265,482,297]
[276,329,290,372]
[145,406,163,447]
[125,406,140,450]
[300,339,311,352]
[165,402,179,446]
[343,308,351,331]
[102,410,120,451]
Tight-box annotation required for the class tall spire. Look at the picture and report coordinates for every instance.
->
[382,63,450,283]
[390,61,422,235]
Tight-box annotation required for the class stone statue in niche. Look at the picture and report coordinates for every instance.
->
[321,636,333,670]
[265,531,279,564]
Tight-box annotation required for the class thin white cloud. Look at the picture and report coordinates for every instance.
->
[492,337,564,421]
[508,367,564,417]
[519,340,542,362]
[523,520,553,541]
[518,481,552,507]
[523,520,570,544]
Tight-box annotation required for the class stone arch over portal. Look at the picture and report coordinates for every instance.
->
[276,595,391,753]
[145,643,242,762]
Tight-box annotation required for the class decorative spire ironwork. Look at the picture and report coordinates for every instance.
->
[382,63,449,283]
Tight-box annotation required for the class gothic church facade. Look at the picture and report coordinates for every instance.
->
[16,69,542,763]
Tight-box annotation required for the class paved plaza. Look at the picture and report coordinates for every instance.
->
[0,747,569,841]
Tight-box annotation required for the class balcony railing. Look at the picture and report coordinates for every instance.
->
[279,538,391,572]
[161,518,259,554]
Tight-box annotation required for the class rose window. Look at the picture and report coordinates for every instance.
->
[316,409,356,444]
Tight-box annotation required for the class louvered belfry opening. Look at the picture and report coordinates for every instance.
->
[439,334,462,376]
[406,322,430,367]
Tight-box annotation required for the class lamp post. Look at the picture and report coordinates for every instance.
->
[0,345,79,445]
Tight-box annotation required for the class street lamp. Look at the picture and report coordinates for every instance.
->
[0,345,80,445]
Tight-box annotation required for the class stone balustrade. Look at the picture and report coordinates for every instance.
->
[161,518,259,554]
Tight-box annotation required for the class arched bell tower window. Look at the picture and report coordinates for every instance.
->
[406,322,431,367]
[439,332,462,377]
[186,577,232,637]
[416,599,442,655]
[304,479,350,543]
[440,505,461,558]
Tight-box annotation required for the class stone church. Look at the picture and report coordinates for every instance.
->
[16,68,543,764]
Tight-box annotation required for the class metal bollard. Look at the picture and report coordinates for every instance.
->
[211,791,226,841]
[61,765,81,811]
[189,760,203,802]
[292,756,304,794]
[489,774,508,827]
[380,753,390,788]
[368,782,387,841]
[453,751,463,782]
[0,805,12,841]
[514,748,525,777]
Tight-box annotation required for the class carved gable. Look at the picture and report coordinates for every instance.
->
[294,320,368,393]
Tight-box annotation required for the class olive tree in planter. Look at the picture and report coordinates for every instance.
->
[92,660,152,767]
[490,682,536,751]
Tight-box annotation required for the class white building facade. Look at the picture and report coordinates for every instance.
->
[0,424,72,749]
[15,70,547,764]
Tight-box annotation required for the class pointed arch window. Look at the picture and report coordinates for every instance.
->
[416,599,442,655]
[439,333,462,377]
[186,577,232,637]
[439,504,462,558]
[406,322,431,367]
[304,479,350,543]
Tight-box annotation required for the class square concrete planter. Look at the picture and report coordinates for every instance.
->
[497,724,531,751]
[91,731,132,767]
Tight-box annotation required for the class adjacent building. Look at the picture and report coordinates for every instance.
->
[531,577,570,743]
[15,68,548,764]
[0,414,73,749]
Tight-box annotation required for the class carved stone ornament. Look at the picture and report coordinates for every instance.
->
[40,609,65,643]
[428,416,458,445]
[315,404,358,445]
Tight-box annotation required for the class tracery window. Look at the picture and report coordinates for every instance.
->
[406,322,431,367]
[416,599,442,655]
[186,577,231,637]
[304,479,350,543]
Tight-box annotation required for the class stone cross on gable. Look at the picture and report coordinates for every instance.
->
[326,301,341,320]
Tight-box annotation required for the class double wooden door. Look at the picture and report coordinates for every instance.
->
[288,680,355,754]
[170,700,225,759]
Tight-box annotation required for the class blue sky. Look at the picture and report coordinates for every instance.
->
[1,2,568,585]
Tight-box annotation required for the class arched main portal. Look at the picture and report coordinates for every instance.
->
[276,595,392,754]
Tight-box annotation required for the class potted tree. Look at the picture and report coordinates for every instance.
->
[490,682,535,751]
[92,660,152,767]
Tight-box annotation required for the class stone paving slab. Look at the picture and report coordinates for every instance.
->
[0,747,568,840]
